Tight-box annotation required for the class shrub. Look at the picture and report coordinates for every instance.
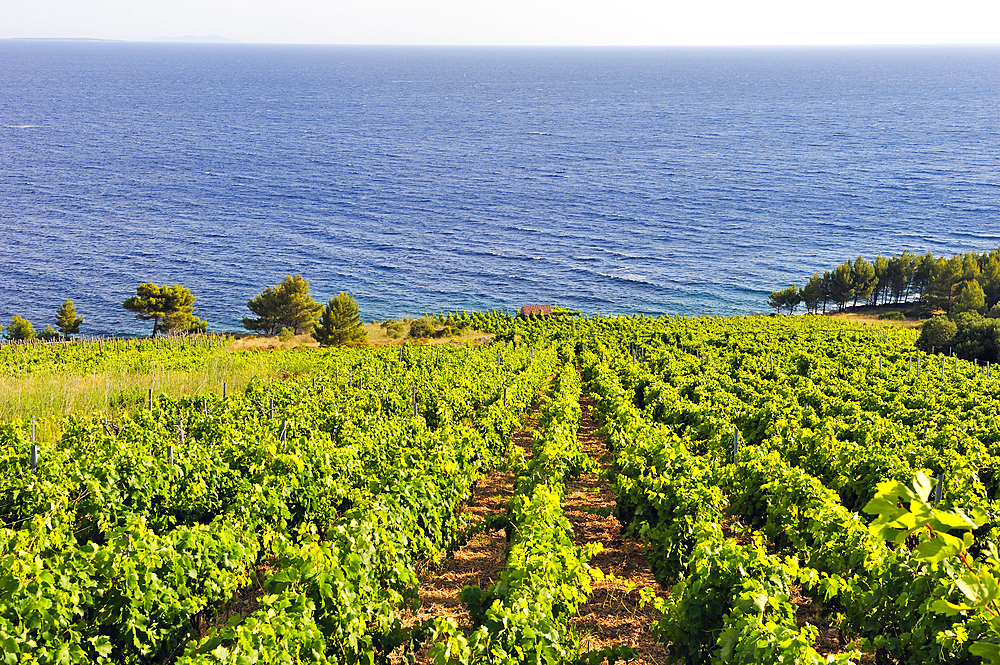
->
[953,312,1000,363]
[878,311,906,321]
[916,315,957,353]
[277,327,295,342]
[380,320,404,339]
[408,318,436,339]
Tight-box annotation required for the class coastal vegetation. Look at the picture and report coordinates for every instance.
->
[768,247,1000,316]
[312,292,366,347]
[4,311,1000,663]
[123,282,207,337]
[242,274,323,335]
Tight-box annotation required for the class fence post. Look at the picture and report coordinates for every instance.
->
[30,415,38,474]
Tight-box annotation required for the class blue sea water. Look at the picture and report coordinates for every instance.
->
[2,41,1000,335]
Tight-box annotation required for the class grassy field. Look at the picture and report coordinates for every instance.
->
[0,321,491,441]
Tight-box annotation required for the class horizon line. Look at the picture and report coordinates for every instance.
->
[5,37,1000,49]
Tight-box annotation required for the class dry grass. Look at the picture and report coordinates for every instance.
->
[0,347,321,441]
[230,325,491,350]
[362,322,491,347]
[827,304,925,329]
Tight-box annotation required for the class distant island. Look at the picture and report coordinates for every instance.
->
[151,35,237,43]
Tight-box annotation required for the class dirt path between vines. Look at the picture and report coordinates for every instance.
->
[408,388,667,664]
[566,394,669,665]
[404,411,536,664]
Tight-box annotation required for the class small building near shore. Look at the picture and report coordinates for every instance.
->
[519,304,552,317]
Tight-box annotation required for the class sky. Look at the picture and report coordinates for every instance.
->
[2,0,999,46]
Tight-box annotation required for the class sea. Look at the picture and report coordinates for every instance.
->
[2,41,1000,336]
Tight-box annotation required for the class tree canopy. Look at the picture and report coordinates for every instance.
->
[243,275,323,335]
[767,284,802,315]
[123,283,205,337]
[55,299,84,336]
[312,292,367,347]
[5,315,35,341]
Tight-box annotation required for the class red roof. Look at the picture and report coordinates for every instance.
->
[520,304,552,317]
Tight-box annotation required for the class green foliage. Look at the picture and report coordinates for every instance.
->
[917,315,958,352]
[243,275,323,335]
[827,261,855,312]
[408,318,436,339]
[551,305,581,317]
[767,284,802,315]
[769,245,1000,313]
[851,255,877,306]
[123,283,203,337]
[955,279,988,315]
[953,313,1000,363]
[380,320,405,339]
[38,325,58,341]
[277,327,295,342]
[312,292,366,347]
[55,299,84,335]
[0,340,558,664]
[5,315,35,341]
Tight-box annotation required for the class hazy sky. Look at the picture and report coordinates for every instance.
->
[3,0,999,46]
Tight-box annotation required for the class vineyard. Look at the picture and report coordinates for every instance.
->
[4,312,1000,663]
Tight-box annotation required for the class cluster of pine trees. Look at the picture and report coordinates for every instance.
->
[3,276,366,347]
[769,248,1000,316]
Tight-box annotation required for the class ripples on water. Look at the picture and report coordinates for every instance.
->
[2,42,1000,334]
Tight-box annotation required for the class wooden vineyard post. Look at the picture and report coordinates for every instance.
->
[503,386,508,407]
[148,388,153,411]
[935,473,944,505]
[733,425,740,462]
[30,416,37,474]
[412,386,418,418]
[312,377,316,388]
[269,397,274,420]
[223,382,227,400]
[202,397,208,415]
[280,420,288,450]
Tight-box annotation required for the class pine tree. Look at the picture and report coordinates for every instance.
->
[312,292,367,347]
[54,299,84,336]
[5,315,35,341]
[243,275,323,335]
[851,256,877,307]
[829,262,855,312]
[123,283,203,337]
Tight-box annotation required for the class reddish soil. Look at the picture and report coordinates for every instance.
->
[568,394,669,665]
